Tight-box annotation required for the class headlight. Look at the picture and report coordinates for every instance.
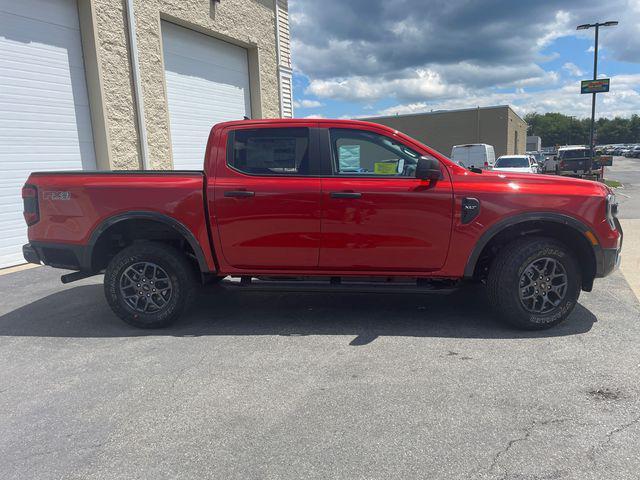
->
[605,193,618,229]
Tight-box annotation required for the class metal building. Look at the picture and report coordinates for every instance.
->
[362,105,527,158]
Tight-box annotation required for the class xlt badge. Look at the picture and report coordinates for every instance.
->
[461,198,480,224]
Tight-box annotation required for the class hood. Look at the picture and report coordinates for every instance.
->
[476,169,611,194]
[443,159,610,195]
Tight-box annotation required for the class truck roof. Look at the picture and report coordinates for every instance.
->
[557,146,588,151]
[452,144,492,148]
[213,118,389,130]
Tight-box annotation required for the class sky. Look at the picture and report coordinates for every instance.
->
[288,0,640,120]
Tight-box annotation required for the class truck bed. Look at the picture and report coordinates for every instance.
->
[24,170,215,271]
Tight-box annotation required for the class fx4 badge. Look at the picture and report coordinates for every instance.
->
[43,191,71,201]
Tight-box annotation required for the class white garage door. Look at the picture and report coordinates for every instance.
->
[0,0,96,268]
[162,21,251,170]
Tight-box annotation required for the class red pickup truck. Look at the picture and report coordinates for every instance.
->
[22,119,622,330]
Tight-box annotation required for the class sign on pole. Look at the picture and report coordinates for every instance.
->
[581,78,610,94]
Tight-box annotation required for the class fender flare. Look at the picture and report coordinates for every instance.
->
[85,211,210,272]
[463,212,602,278]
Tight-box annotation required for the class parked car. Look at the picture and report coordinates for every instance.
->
[557,146,600,177]
[625,146,640,158]
[451,143,496,170]
[619,147,632,156]
[525,152,544,172]
[22,119,622,330]
[493,155,539,174]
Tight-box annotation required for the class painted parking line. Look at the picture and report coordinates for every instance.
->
[619,219,640,303]
[0,263,40,276]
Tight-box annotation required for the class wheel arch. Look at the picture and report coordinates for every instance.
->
[464,212,603,291]
[85,211,210,273]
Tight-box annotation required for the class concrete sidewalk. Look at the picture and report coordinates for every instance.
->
[620,219,640,302]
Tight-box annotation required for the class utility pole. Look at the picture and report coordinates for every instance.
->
[590,24,598,154]
[577,21,618,169]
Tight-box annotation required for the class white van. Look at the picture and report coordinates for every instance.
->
[451,144,496,169]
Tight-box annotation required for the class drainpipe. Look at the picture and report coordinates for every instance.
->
[125,0,149,169]
[274,0,285,118]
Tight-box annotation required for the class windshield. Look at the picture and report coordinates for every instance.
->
[559,149,589,159]
[495,157,528,168]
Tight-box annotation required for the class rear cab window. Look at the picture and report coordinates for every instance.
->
[227,128,310,175]
[559,149,589,159]
[496,157,529,168]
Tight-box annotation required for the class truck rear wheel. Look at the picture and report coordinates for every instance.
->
[487,237,581,329]
[104,242,197,328]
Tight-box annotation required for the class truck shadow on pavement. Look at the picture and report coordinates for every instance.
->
[0,283,598,343]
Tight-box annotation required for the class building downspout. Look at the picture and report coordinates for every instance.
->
[125,0,149,169]
[273,0,282,116]
[273,0,293,118]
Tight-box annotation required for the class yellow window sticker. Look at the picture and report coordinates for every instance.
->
[374,162,398,175]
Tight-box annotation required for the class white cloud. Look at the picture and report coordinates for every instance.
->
[305,63,558,104]
[599,1,640,62]
[535,10,573,49]
[291,0,639,118]
[294,99,324,108]
[562,62,584,77]
[306,68,465,102]
[375,74,640,119]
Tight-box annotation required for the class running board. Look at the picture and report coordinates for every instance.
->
[218,276,459,294]
[61,271,98,284]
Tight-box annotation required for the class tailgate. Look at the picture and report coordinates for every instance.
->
[562,159,589,172]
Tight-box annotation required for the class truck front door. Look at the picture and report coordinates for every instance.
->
[211,125,322,270]
[319,127,454,272]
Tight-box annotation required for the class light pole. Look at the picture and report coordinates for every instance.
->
[576,21,618,167]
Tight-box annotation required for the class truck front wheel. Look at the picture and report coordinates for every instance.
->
[487,237,581,329]
[104,242,197,328]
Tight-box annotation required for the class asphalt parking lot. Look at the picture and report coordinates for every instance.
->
[1,160,639,480]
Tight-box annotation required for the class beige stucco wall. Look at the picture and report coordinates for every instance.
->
[89,0,281,170]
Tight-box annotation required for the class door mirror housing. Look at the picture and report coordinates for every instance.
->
[416,157,443,180]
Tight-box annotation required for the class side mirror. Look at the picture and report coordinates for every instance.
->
[416,157,443,181]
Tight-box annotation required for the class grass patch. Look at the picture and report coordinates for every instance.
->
[605,179,622,188]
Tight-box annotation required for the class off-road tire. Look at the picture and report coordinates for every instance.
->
[104,242,197,328]
[487,237,581,330]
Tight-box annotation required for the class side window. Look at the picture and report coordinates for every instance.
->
[330,128,421,177]
[228,128,310,175]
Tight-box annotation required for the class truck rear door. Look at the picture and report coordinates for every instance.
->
[210,124,322,270]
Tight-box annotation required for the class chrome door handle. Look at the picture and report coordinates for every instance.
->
[330,192,362,199]
[224,190,255,198]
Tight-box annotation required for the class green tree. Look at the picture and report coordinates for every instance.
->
[596,117,630,144]
[629,114,640,141]
[525,112,588,147]
[525,112,639,147]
